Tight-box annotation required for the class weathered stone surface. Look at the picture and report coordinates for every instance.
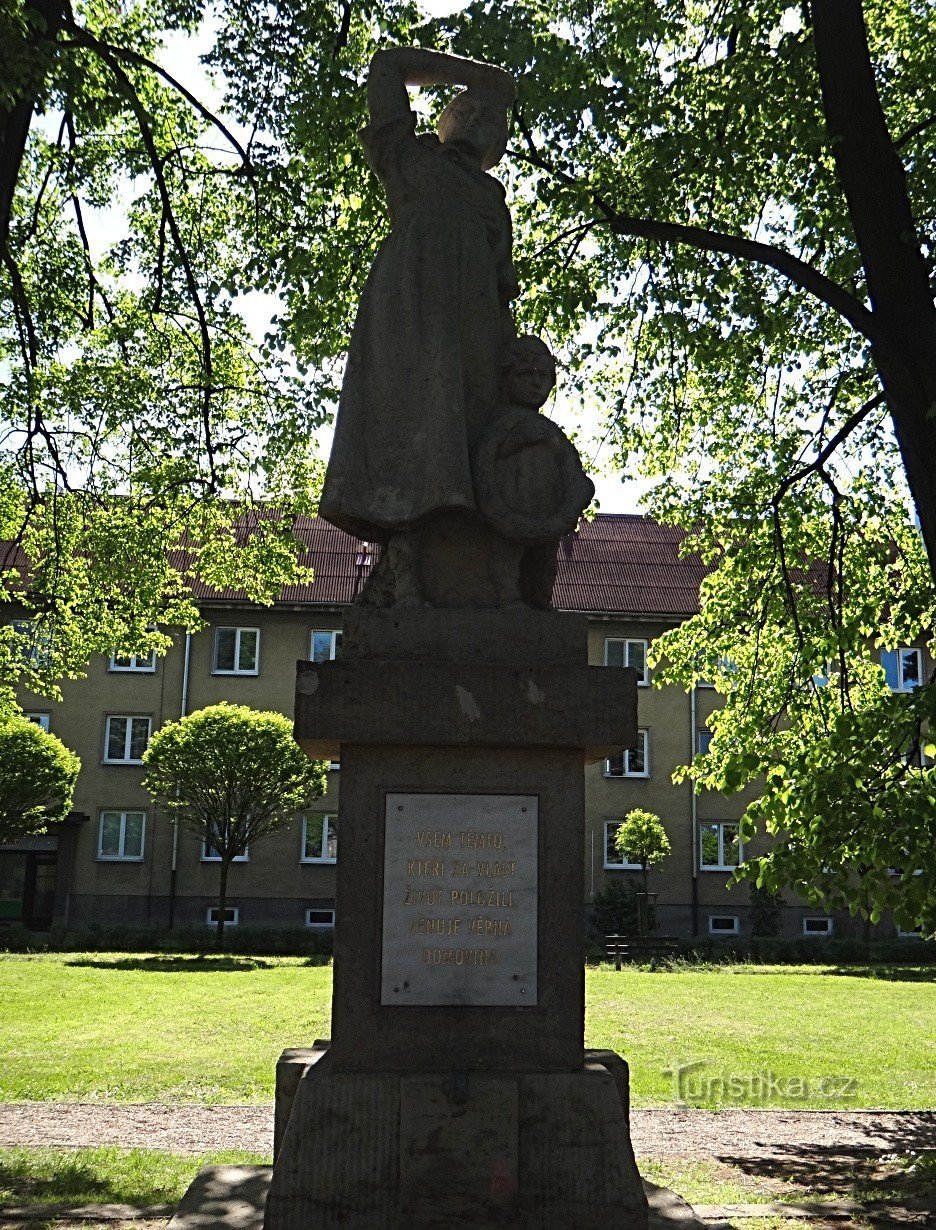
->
[519,1063,648,1227]
[169,1165,272,1230]
[330,743,585,1073]
[264,1063,648,1230]
[263,1068,400,1230]
[273,1046,327,1160]
[295,658,637,762]
[399,1076,520,1224]
[171,1167,699,1230]
[341,604,587,667]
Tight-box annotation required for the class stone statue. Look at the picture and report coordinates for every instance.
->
[319,47,518,542]
[318,47,594,609]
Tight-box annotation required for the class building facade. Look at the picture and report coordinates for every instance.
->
[3,515,924,940]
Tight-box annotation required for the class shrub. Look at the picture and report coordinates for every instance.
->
[590,879,639,938]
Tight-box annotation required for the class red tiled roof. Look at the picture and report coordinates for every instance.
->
[4,513,708,618]
[192,514,705,617]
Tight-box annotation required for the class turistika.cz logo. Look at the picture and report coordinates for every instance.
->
[663,1060,858,1105]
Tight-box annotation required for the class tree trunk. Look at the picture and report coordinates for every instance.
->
[812,0,936,580]
[216,857,230,953]
[0,0,66,246]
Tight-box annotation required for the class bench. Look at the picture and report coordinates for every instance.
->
[605,934,681,970]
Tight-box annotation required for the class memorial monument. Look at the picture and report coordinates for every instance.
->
[264,45,648,1228]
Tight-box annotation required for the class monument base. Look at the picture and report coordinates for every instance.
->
[264,1047,648,1229]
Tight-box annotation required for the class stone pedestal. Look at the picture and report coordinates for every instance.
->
[265,607,646,1228]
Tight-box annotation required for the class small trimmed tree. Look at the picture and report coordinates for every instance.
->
[143,703,328,950]
[614,810,672,934]
[0,715,80,843]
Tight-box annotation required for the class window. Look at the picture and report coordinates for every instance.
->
[306,908,336,929]
[207,906,239,926]
[103,715,151,763]
[881,647,923,692]
[301,813,338,863]
[310,630,342,663]
[699,822,743,871]
[708,915,739,935]
[896,925,923,939]
[201,842,249,862]
[803,917,833,937]
[24,712,50,732]
[10,619,51,667]
[604,730,649,778]
[109,651,156,672]
[603,820,643,870]
[697,656,738,689]
[697,728,713,755]
[604,638,648,685]
[98,811,145,861]
[212,626,260,675]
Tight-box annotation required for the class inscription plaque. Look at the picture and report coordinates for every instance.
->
[381,793,538,1006]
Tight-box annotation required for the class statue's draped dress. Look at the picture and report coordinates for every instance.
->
[319,112,518,541]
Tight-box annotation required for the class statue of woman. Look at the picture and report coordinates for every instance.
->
[318,47,518,543]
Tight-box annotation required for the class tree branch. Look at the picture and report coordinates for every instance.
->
[511,108,883,348]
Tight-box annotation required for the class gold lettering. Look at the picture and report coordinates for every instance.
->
[416,830,453,849]
[406,858,445,877]
[422,947,498,966]
[458,829,505,850]
[409,917,461,936]
[450,889,516,908]
[403,887,443,906]
[452,860,471,877]
[475,860,518,878]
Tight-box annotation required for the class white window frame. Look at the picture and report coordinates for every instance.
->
[708,914,740,936]
[802,917,833,937]
[881,646,924,692]
[699,821,744,871]
[201,841,249,863]
[301,813,338,864]
[306,908,336,929]
[24,712,50,732]
[604,637,649,686]
[103,714,152,764]
[309,629,342,663]
[896,925,923,939]
[108,651,156,673]
[603,820,644,870]
[604,730,650,779]
[212,626,260,676]
[206,905,239,927]
[97,810,146,862]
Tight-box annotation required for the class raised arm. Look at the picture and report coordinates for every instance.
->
[367,47,516,128]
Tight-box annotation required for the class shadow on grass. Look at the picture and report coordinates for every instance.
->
[717,1143,936,1202]
[813,965,936,982]
[0,1156,160,1207]
[63,956,275,973]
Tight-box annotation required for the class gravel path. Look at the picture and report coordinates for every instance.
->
[0,1104,932,1159]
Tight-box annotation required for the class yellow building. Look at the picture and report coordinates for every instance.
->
[4,515,922,940]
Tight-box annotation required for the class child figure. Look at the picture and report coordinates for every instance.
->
[474,335,595,607]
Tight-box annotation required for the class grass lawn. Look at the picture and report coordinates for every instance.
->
[0,1147,931,1228]
[1,953,933,1108]
[0,1146,269,1208]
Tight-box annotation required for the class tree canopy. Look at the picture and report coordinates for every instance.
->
[142,702,327,947]
[4,0,935,926]
[0,713,80,841]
